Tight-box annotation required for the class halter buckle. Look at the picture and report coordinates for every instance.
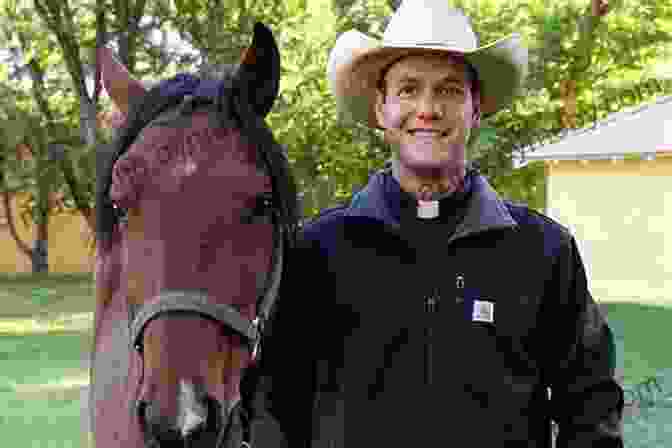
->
[250,317,263,362]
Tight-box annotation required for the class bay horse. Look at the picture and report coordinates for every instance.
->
[92,22,298,447]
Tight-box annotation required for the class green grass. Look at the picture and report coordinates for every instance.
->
[598,300,672,448]
[0,273,93,448]
[600,301,672,384]
[0,273,670,447]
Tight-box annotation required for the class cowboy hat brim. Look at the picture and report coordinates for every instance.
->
[327,30,528,129]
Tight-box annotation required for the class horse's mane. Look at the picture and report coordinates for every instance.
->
[96,65,299,255]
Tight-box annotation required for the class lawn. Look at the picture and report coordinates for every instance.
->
[0,273,94,448]
[600,301,672,448]
[0,273,670,447]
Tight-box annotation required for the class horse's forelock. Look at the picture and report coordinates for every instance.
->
[97,82,185,254]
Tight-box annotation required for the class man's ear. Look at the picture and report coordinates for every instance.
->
[374,90,386,129]
[472,93,482,129]
[235,22,280,118]
[473,107,481,129]
[97,46,147,116]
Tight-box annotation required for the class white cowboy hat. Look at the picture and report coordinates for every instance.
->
[327,0,528,129]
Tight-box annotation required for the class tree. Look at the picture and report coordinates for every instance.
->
[0,0,174,269]
[0,4,90,272]
[28,0,159,226]
[0,82,75,272]
[4,0,670,231]
[445,0,672,211]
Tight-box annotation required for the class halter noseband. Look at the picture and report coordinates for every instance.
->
[128,207,284,363]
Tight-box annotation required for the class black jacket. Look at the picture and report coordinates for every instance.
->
[251,168,624,448]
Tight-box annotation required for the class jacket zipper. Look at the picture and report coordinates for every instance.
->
[424,274,465,386]
[424,288,439,386]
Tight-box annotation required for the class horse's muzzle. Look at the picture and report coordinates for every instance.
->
[137,380,226,447]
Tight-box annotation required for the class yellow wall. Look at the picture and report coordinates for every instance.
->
[545,155,672,305]
[0,193,95,273]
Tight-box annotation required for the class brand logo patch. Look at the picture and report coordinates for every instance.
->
[472,300,494,323]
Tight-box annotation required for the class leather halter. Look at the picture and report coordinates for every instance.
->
[110,98,287,363]
[118,158,286,446]
[128,208,284,361]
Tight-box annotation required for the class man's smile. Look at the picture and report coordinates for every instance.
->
[406,128,450,138]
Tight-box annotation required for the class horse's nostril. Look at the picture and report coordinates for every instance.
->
[136,399,149,429]
[138,400,183,444]
[204,396,223,433]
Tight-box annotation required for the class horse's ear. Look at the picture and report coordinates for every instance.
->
[97,46,148,116]
[237,22,280,118]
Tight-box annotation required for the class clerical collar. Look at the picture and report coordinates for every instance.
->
[384,167,475,222]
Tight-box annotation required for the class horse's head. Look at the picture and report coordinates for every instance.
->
[96,23,297,446]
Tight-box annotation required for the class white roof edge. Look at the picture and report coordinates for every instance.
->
[512,94,672,159]
[511,150,670,168]
[515,151,660,162]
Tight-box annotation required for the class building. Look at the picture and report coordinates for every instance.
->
[515,95,672,305]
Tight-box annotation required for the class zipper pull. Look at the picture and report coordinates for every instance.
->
[425,289,439,313]
[456,275,464,304]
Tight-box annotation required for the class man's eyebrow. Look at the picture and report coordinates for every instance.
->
[394,75,466,85]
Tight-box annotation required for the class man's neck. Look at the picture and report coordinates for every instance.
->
[391,157,466,201]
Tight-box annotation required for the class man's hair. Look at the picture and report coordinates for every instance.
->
[377,54,481,101]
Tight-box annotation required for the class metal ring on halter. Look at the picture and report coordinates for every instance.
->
[250,317,262,361]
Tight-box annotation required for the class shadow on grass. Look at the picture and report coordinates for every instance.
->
[0,325,93,447]
[599,301,672,384]
[0,273,94,319]
[598,301,672,448]
[0,274,95,446]
[0,272,93,283]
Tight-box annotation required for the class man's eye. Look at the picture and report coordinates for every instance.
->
[398,86,416,96]
[440,86,464,96]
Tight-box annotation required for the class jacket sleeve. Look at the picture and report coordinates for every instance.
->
[244,231,319,448]
[541,234,624,448]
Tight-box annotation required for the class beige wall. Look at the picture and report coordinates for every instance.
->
[545,155,672,305]
[0,192,95,273]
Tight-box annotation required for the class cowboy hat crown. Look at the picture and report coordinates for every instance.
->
[327,0,528,128]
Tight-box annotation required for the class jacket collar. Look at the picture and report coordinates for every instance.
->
[345,167,518,243]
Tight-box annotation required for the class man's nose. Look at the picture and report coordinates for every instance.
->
[416,94,442,121]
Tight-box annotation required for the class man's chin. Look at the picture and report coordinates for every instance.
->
[399,157,461,172]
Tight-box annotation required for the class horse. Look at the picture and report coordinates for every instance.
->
[91,22,298,447]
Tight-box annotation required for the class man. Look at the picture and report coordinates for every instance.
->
[253,1,624,447]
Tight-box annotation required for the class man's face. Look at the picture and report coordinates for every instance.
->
[375,53,480,173]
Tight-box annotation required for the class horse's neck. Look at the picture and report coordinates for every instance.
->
[94,229,126,341]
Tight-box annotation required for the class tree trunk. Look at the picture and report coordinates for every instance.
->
[0,154,33,261]
[560,0,612,129]
[32,230,49,273]
[559,79,578,129]
[32,0,145,237]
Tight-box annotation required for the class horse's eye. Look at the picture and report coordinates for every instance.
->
[241,192,274,224]
[112,202,129,224]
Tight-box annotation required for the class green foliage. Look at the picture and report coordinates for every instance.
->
[1,0,671,224]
